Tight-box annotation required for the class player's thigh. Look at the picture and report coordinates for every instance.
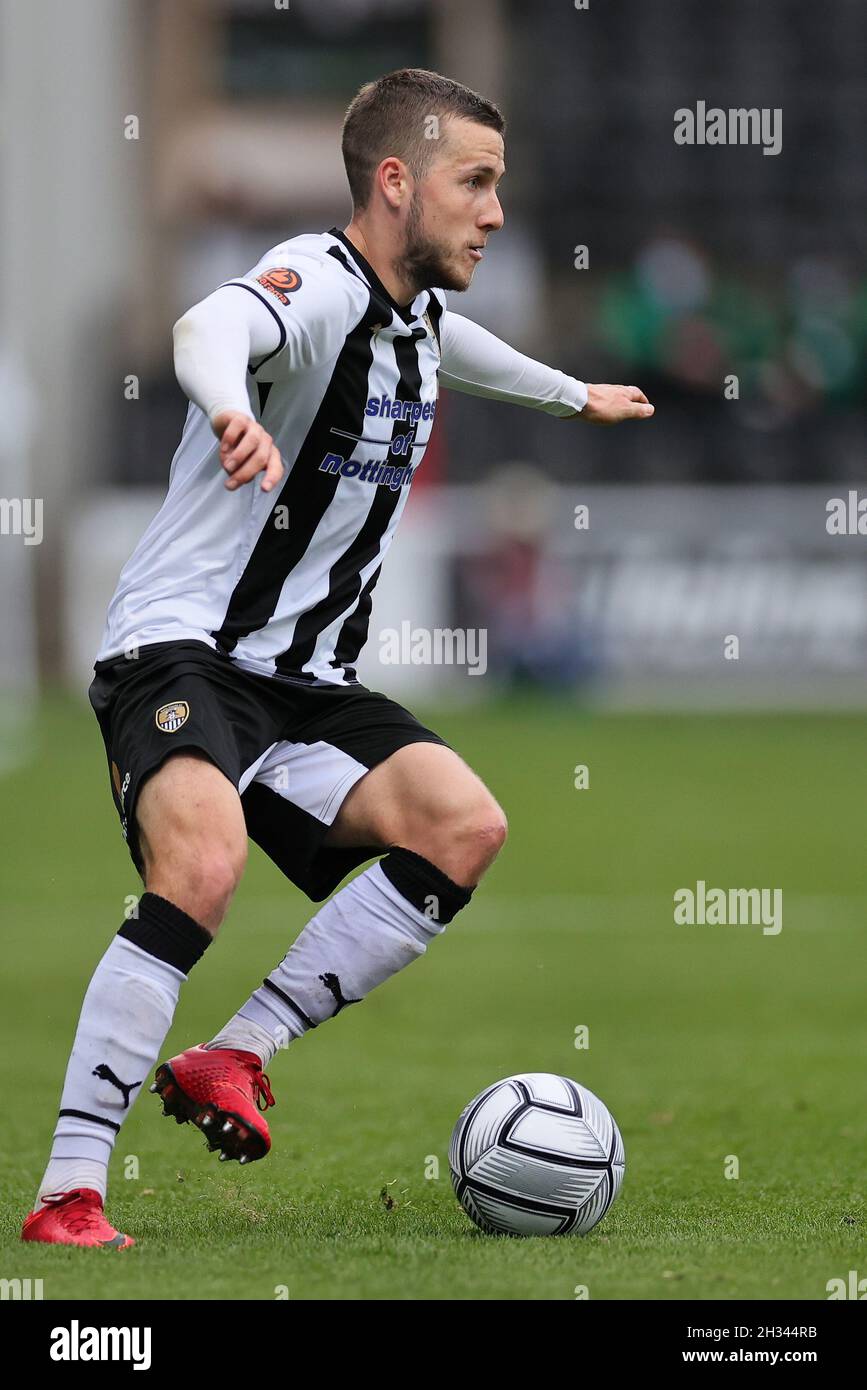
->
[136,751,248,924]
[326,741,506,852]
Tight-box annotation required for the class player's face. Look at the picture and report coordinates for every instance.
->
[400,119,505,292]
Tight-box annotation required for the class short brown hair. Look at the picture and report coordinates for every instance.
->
[342,67,505,211]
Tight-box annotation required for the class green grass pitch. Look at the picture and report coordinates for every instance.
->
[1,695,864,1300]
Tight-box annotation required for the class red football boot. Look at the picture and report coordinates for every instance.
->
[151,1045,275,1163]
[21,1189,135,1249]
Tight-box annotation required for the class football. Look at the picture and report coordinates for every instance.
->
[449,1072,625,1236]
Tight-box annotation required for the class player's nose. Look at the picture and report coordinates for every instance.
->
[480,191,504,232]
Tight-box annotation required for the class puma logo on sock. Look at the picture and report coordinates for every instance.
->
[92,1063,141,1109]
[319,972,361,1015]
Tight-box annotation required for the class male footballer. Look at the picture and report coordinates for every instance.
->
[23,68,652,1247]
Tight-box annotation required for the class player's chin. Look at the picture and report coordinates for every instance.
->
[439,260,475,292]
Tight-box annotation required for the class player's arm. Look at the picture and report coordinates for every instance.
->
[173,287,285,492]
[437,310,654,425]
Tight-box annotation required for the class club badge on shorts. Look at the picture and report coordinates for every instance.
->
[155,700,190,733]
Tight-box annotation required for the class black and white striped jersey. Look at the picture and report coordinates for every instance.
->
[98,227,586,685]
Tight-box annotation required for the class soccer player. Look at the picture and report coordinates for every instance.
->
[23,68,652,1247]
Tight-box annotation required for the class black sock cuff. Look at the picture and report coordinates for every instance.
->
[118,892,212,975]
[380,846,474,924]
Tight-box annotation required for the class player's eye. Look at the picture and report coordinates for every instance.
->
[466,176,480,189]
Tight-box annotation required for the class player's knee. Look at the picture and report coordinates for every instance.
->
[429,794,507,884]
[145,839,247,935]
[463,802,508,870]
[192,841,247,927]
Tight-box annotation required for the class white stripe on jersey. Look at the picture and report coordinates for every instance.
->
[98,229,443,685]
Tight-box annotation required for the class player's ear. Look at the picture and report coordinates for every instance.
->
[378,156,407,208]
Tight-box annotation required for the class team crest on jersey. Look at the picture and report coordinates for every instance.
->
[155,700,190,734]
[256,267,302,305]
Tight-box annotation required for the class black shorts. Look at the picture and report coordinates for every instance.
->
[88,640,448,900]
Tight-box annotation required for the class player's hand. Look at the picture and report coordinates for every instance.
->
[211,409,285,492]
[578,384,654,425]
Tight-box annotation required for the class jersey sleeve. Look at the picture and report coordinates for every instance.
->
[436,304,588,416]
[173,285,277,423]
[217,245,366,380]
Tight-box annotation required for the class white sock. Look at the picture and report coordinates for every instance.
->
[37,1158,112,1205]
[208,862,444,1066]
[204,1018,279,1064]
[35,935,187,1210]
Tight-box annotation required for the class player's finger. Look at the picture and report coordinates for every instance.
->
[221,430,253,470]
[225,459,264,489]
[225,442,272,489]
[261,446,284,493]
[218,416,247,452]
[226,428,275,474]
[222,427,261,471]
[627,401,654,419]
[625,386,649,404]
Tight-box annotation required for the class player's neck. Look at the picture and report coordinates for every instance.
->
[341,221,418,309]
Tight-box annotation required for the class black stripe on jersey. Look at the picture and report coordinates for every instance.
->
[218,281,287,375]
[210,299,381,656]
[331,563,381,681]
[328,234,440,343]
[328,228,418,326]
[273,327,426,679]
[327,244,363,283]
[327,243,404,336]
